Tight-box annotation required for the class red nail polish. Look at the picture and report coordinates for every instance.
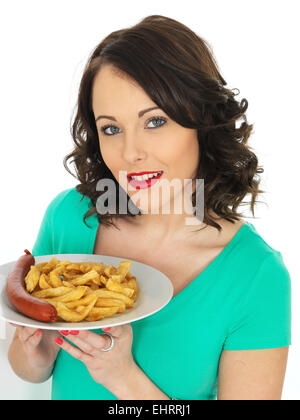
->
[60,330,69,336]
[70,330,79,335]
[102,327,111,331]
[55,337,63,345]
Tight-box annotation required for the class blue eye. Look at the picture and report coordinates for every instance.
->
[147,117,167,129]
[101,125,120,136]
[100,116,167,136]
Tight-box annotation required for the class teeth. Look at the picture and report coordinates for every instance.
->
[129,171,162,181]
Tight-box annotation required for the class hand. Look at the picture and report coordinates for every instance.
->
[55,324,137,393]
[10,323,60,370]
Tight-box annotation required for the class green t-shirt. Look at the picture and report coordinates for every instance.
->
[31,188,292,400]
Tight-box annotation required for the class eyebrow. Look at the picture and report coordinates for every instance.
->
[95,106,161,123]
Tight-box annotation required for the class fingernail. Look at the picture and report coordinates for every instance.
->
[59,330,69,336]
[36,329,41,337]
[55,337,63,345]
[69,330,79,335]
[102,327,111,331]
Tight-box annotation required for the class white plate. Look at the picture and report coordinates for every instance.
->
[0,254,173,330]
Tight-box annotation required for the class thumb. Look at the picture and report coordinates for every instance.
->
[26,329,43,347]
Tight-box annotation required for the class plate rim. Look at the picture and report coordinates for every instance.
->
[0,253,174,330]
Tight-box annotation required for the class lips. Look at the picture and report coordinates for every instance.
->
[127,170,163,177]
[127,171,163,190]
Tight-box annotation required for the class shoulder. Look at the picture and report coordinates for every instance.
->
[217,221,291,299]
[45,187,90,217]
[44,187,96,230]
[232,224,291,304]
[252,251,291,294]
[32,187,96,256]
[207,218,283,266]
[231,221,287,267]
[46,187,86,210]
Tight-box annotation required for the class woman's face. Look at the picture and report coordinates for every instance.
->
[92,64,199,215]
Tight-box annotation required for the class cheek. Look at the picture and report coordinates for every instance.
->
[162,134,199,174]
[99,142,120,171]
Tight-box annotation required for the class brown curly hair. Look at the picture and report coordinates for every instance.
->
[63,14,265,232]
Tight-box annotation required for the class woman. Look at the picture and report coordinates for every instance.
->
[8,15,291,400]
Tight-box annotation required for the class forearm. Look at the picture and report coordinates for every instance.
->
[112,363,171,400]
[8,338,54,383]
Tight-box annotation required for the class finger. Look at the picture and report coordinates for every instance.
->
[102,326,121,338]
[26,329,42,347]
[8,322,20,328]
[18,327,39,343]
[59,330,70,336]
[54,337,94,365]
[64,330,111,355]
[103,323,131,338]
[8,323,31,334]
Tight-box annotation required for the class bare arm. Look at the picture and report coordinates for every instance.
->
[8,326,60,383]
[217,347,289,400]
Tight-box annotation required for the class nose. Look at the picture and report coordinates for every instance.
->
[121,133,147,164]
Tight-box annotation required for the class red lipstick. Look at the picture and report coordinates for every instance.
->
[127,170,163,177]
[127,170,164,190]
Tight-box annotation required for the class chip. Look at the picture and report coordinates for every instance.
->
[25,258,139,322]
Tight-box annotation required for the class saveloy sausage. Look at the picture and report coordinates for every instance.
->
[6,249,57,322]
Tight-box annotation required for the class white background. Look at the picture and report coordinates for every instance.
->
[0,0,299,400]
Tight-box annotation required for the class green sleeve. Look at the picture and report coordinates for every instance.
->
[223,252,292,350]
[31,189,72,257]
